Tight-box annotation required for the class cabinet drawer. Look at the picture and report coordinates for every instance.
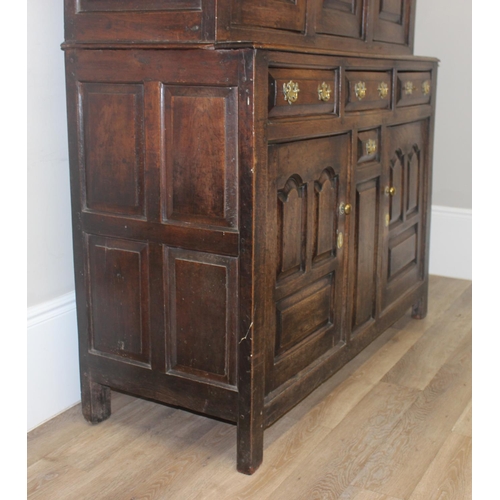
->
[345,71,392,112]
[396,71,432,107]
[268,67,338,118]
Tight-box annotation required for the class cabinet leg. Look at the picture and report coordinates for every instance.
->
[81,377,111,424]
[236,416,264,475]
[411,294,428,320]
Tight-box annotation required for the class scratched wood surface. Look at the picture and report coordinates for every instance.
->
[28,275,472,500]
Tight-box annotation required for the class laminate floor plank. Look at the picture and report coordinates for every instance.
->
[27,276,472,500]
[452,400,472,438]
[194,412,333,500]
[350,330,472,499]
[268,382,421,500]
[407,432,472,500]
[382,284,472,390]
[340,486,402,500]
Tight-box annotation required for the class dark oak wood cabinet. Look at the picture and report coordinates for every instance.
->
[63,0,437,475]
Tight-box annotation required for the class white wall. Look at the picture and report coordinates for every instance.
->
[414,0,472,210]
[27,0,75,308]
[27,1,472,430]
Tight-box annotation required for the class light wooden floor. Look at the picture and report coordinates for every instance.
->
[28,276,472,500]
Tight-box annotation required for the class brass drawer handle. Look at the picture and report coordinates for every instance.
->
[385,186,396,196]
[405,81,416,95]
[339,202,352,215]
[355,81,367,100]
[378,82,389,99]
[366,139,377,156]
[318,82,332,102]
[422,80,431,95]
[283,80,300,105]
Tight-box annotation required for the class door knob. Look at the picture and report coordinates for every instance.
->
[339,202,352,215]
[385,186,396,196]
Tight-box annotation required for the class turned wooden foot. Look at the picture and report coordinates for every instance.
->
[411,294,428,320]
[81,377,111,424]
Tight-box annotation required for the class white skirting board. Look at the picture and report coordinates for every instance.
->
[27,292,80,431]
[428,206,472,281]
[26,205,472,431]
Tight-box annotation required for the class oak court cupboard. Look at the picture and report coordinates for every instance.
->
[62,0,438,474]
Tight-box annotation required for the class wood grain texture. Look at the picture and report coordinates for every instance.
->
[408,432,472,500]
[28,276,471,499]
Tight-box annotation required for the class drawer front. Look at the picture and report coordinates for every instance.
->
[269,67,338,119]
[396,71,432,107]
[357,128,381,164]
[345,71,392,112]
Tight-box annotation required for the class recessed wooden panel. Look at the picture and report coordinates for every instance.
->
[87,235,150,366]
[276,275,333,356]
[277,175,307,281]
[352,178,379,330]
[389,226,417,279]
[373,0,412,45]
[165,248,237,386]
[80,83,145,217]
[316,0,364,39]
[78,0,202,12]
[231,0,307,32]
[313,167,339,263]
[162,85,238,228]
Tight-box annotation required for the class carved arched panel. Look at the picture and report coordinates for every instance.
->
[389,149,404,225]
[407,144,420,215]
[277,175,307,281]
[313,167,339,263]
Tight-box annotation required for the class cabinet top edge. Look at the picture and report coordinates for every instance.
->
[61,41,439,63]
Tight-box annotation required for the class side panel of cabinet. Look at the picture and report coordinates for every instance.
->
[380,119,427,310]
[265,134,350,395]
[65,49,255,422]
[64,0,216,43]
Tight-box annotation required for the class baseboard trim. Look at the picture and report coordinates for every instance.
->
[429,205,472,281]
[27,292,80,431]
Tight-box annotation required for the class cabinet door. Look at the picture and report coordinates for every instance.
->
[372,0,414,46]
[265,134,349,394]
[316,0,365,39]
[348,129,383,338]
[231,0,307,33]
[381,120,427,310]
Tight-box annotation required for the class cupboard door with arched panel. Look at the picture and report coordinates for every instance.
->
[381,119,428,311]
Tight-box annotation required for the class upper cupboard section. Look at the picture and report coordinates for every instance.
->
[64,0,417,55]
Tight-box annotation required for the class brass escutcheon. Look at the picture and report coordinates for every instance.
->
[337,232,344,249]
[385,214,390,227]
[378,82,389,99]
[283,80,300,105]
[422,80,431,95]
[355,81,367,100]
[366,139,377,156]
[318,82,332,102]
[405,81,416,95]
